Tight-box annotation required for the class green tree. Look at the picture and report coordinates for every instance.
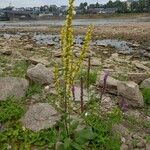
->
[130,1,139,12]
[106,0,114,8]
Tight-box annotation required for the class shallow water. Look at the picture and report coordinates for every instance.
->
[0,17,150,27]
[33,34,133,53]
[94,39,133,53]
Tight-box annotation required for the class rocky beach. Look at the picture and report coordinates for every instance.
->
[0,16,150,149]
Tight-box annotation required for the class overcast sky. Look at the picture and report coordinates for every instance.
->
[0,0,113,8]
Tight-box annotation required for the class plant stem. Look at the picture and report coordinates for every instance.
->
[87,56,91,100]
[81,77,84,113]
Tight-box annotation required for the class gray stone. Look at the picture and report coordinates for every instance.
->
[117,81,144,108]
[73,86,88,102]
[24,44,34,51]
[128,73,150,84]
[146,143,150,150]
[1,49,12,55]
[100,96,115,113]
[28,57,50,66]
[133,61,150,72]
[96,72,120,94]
[120,144,129,150]
[112,124,130,137]
[21,103,60,132]
[91,58,102,66]
[140,78,150,89]
[26,63,53,85]
[0,77,29,101]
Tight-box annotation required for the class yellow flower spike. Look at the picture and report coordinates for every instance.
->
[54,0,92,113]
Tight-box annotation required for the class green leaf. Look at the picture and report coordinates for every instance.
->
[71,142,82,150]
[70,120,79,131]
[63,138,72,150]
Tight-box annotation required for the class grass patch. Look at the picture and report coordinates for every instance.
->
[25,83,42,98]
[145,135,150,143]
[11,60,28,77]
[0,98,24,123]
[0,56,8,68]
[141,88,150,104]
[124,115,150,131]
[84,113,121,150]
[0,123,57,150]
[77,70,97,87]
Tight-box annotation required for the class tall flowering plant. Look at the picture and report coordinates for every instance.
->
[54,0,92,113]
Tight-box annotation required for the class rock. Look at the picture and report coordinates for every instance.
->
[120,144,129,150]
[0,77,29,101]
[91,58,101,66]
[96,72,120,94]
[24,44,33,51]
[117,81,144,108]
[4,34,11,40]
[131,134,146,148]
[0,49,12,55]
[26,63,53,85]
[53,51,61,58]
[133,61,150,71]
[140,78,150,88]
[128,73,150,84]
[73,86,88,102]
[28,57,50,66]
[111,53,119,59]
[136,141,145,148]
[112,124,129,137]
[31,94,41,102]
[146,47,150,52]
[125,110,141,119]
[131,43,140,47]
[146,143,150,150]
[100,96,115,113]
[21,103,60,131]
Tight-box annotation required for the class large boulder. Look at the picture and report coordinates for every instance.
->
[117,81,144,108]
[21,103,60,131]
[0,77,29,101]
[26,63,53,85]
[140,78,150,89]
[96,72,120,94]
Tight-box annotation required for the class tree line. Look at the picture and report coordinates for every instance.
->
[79,0,150,13]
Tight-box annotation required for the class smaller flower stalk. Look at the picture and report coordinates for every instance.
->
[100,72,109,102]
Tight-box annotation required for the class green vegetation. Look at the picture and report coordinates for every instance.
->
[145,135,150,143]
[0,106,122,150]
[124,115,150,131]
[26,83,42,98]
[0,98,24,123]
[11,60,28,77]
[77,70,97,87]
[141,88,150,104]
[84,113,121,150]
[0,56,8,68]
[0,123,57,150]
[79,0,150,14]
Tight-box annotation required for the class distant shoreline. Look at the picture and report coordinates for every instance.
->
[0,13,149,22]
